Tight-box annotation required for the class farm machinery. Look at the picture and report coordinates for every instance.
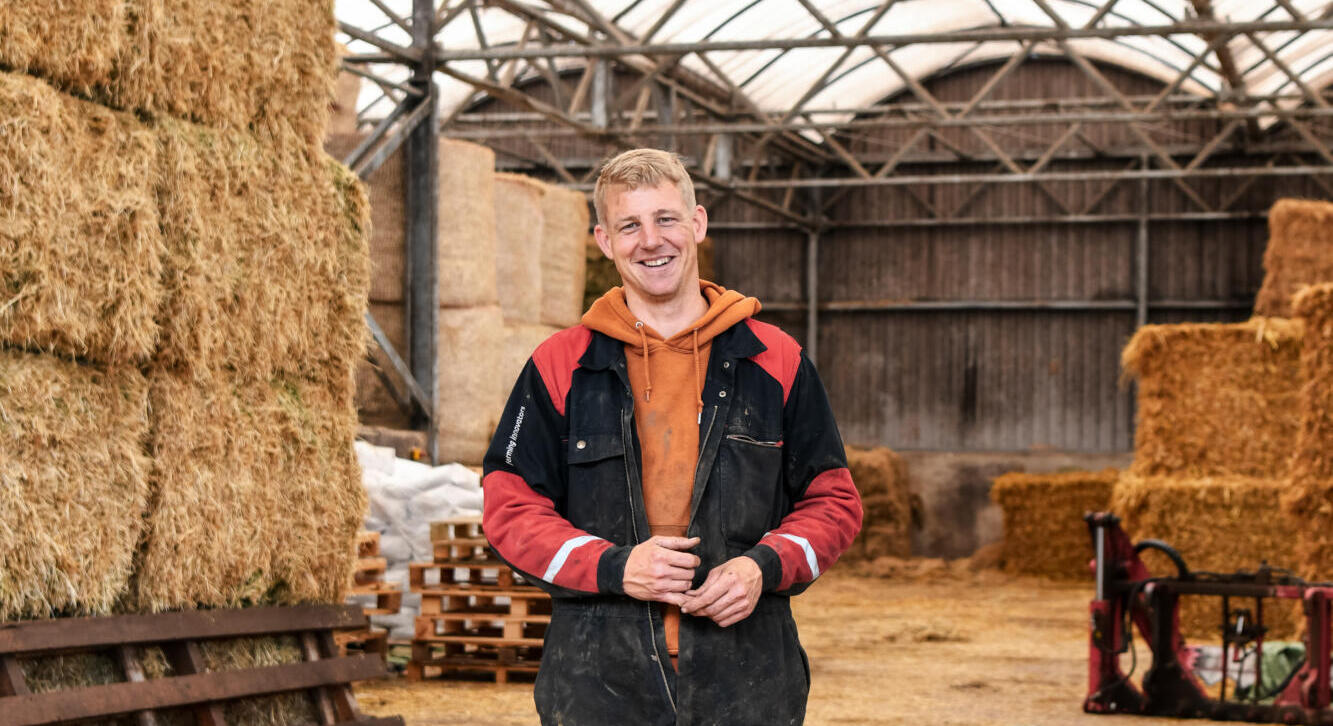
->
[1085,512,1333,724]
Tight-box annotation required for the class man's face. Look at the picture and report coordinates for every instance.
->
[594,181,708,304]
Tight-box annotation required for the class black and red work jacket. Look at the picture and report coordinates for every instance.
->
[482,316,863,726]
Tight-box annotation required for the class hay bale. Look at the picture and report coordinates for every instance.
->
[495,173,546,324]
[130,370,365,611]
[0,0,338,144]
[436,305,505,466]
[991,469,1118,580]
[440,137,499,307]
[584,236,621,313]
[155,120,369,384]
[325,133,405,304]
[1112,473,1301,639]
[540,185,590,327]
[1254,199,1333,318]
[501,322,560,408]
[0,349,150,620]
[1122,318,1303,478]
[843,446,912,560]
[0,72,164,365]
[1281,284,1333,579]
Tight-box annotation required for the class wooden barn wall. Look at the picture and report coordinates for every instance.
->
[718,59,1332,453]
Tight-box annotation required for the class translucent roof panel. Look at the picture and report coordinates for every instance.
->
[337,0,1333,124]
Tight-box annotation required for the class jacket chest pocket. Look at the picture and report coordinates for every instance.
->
[565,432,630,541]
[716,430,784,546]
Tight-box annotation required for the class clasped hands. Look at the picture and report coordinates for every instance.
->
[622,535,761,628]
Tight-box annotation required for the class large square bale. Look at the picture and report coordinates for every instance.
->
[0,71,163,366]
[0,349,150,619]
[991,469,1117,579]
[843,445,912,561]
[436,305,506,466]
[0,0,339,144]
[1282,284,1333,580]
[439,137,499,307]
[1254,199,1333,318]
[541,184,590,327]
[1112,474,1300,639]
[495,172,545,324]
[1122,319,1302,478]
[155,120,369,384]
[130,369,366,611]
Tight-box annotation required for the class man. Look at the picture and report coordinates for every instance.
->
[482,148,862,725]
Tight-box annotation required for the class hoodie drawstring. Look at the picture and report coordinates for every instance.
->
[635,321,652,402]
[692,329,703,424]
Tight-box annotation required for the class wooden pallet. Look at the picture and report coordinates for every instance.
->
[405,642,541,685]
[335,627,389,660]
[428,517,484,545]
[346,582,403,616]
[357,531,381,559]
[409,560,523,590]
[0,604,402,726]
[353,557,388,588]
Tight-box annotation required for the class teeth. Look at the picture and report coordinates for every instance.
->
[643,258,670,267]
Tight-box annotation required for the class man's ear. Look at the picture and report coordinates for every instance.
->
[593,225,614,259]
[692,204,708,241]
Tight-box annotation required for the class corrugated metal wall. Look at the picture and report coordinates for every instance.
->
[714,59,1330,452]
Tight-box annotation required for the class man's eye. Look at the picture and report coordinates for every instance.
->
[620,222,638,233]
[658,217,676,225]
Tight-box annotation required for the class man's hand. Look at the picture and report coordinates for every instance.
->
[623,536,701,605]
[680,556,762,628]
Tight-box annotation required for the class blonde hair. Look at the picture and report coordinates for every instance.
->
[593,148,696,226]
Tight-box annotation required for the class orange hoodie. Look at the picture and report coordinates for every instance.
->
[582,281,761,664]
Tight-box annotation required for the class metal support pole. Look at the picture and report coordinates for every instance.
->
[407,0,440,463]
[1136,156,1150,329]
[806,228,819,368]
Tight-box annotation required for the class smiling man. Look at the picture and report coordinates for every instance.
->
[482,149,863,725]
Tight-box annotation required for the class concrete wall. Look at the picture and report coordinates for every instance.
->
[902,450,1132,559]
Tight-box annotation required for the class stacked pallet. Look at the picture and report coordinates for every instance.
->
[341,532,404,661]
[406,517,549,683]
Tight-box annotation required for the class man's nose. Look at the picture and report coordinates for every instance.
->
[641,223,664,248]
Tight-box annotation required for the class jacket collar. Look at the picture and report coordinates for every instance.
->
[578,319,767,370]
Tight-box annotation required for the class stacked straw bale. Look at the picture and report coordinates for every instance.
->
[0,73,163,365]
[131,371,366,611]
[541,185,591,327]
[436,306,507,465]
[991,469,1117,579]
[501,323,561,405]
[1113,474,1301,639]
[155,120,370,385]
[323,134,406,304]
[0,0,338,144]
[0,350,150,620]
[495,172,546,324]
[1281,284,1333,580]
[842,446,913,561]
[439,138,500,307]
[1122,318,1303,478]
[1254,199,1333,318]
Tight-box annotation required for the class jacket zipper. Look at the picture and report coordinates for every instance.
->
[618,367,677,715]
[724,433,782,448]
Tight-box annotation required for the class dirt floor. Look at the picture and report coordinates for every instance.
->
[354,567,1223,725]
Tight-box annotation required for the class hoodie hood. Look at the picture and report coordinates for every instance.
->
[582,280,761,350]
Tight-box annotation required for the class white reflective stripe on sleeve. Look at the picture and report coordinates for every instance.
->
[774,533,821,579]
[542,534,601,582]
